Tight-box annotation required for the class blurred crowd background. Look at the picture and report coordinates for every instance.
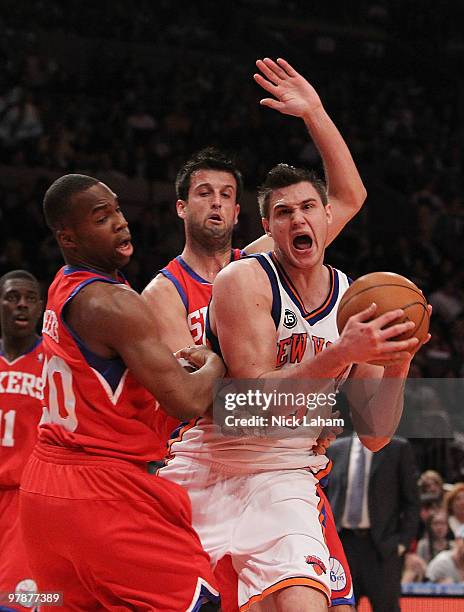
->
[1,0,464,576]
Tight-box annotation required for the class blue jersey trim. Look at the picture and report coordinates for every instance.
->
[63,265,126,283]
[249,253,282,329]
[176,256,211,285]
[176,251,238,285]
[272,256,340,325]
[159,268,188,311]
[190,583,221,611]
[331,595,356,606]
[62,277,126,393]
[205,306,223,359]
[0,336,42,358]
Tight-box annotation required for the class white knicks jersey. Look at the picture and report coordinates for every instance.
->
[164,253,352,477]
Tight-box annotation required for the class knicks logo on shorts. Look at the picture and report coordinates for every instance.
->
[329,557,347,592]
[304,555,327,576]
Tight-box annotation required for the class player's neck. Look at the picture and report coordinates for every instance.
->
[1,333,39,361]
[64,255,120,281]
[279,257,330,312]
[181,241,233,281]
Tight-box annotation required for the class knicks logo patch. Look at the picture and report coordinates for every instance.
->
[329,557,347,592]
[283,309,297,329]
[304,555,327,576]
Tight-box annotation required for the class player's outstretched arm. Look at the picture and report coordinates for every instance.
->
[67,282,225,420]
[254,57,367,245]
[141,274,195,352]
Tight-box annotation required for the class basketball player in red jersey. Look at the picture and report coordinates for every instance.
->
[19,175,225,611]
[0,270,43,612]
[142,59,367,610]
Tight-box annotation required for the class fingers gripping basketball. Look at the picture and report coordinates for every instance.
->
[337,272,430,352]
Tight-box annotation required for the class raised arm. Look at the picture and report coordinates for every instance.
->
[67,282,224,420]
[254,57,367,245]
[141,274,194,352]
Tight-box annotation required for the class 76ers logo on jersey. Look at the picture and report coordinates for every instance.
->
[304,555,327,576]
[329,557,347,592]
[283,309,297,329]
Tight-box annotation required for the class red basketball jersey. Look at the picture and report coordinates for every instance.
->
[39,266,166,462]
[160,250,243,345]
[0,339,44,487]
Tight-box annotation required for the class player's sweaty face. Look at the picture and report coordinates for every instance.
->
[183,169,240,241]
[266,182,331,268]
[67,183,133,270]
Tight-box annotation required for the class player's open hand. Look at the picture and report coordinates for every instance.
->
[254,58,323,119]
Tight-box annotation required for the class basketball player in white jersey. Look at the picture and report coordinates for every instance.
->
[161,160,429,612]
[149,57,370,611]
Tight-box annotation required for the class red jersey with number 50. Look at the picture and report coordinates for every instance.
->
[160,250,242,345]
[39,266,165,462]
[0,339,44,487]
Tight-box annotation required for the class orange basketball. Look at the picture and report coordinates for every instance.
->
[337,272,430,349]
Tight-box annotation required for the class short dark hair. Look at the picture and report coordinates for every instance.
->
[175,147,243,201]
[0,270,40,297]
[257,164,328,218]
[43,174,100,231]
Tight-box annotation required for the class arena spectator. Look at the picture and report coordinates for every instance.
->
[445,483,464,537]
[417,510,454,565]
[418,470,445,504]
[426,524,464,583]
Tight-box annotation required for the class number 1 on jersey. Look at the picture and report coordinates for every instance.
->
[0,409,16,447]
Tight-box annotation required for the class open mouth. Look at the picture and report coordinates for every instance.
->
[116,238,133,257]
[292,235,313,251]
[207,214,223,224]
[14,315,30,327]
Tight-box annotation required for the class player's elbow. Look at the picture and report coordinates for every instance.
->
[359,435,390,452]
[351,184,367,213]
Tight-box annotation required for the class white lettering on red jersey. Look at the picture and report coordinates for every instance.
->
[0,339,44,486]
[160,250,242,345]
[39,265,166,462]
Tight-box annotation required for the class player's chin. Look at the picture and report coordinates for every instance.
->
[113,251,132,268]
[289,247,318,267]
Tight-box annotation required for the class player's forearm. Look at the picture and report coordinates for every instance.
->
[171,355,227,419]
[351,366,409,450]
[302,105,367,210]
[256,341,350,382]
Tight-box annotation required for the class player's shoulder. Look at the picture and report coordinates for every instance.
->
[142,271,177,298]
[141,272,186,315]
[73,279,139,317]
[215,256,269,290]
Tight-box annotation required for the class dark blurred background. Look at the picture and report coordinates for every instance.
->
[1,0,463,478]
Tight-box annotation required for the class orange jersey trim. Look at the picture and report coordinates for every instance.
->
[271,254,336,321]
[239,576,331,611]
[165,418,200,463]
